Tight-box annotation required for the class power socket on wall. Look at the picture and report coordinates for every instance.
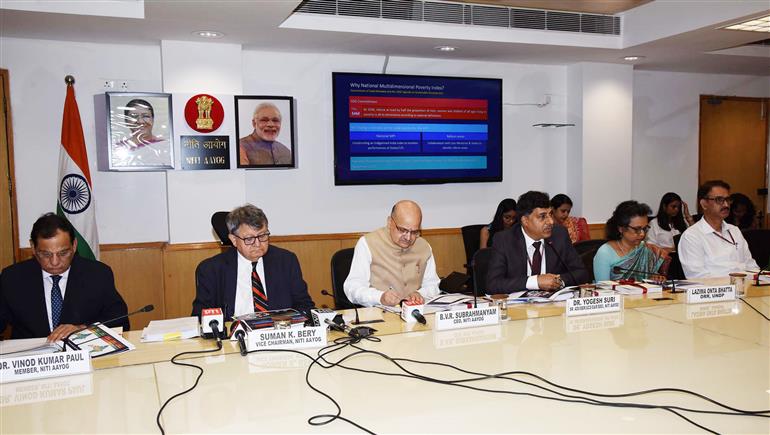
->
[102,80,129,90]
[120,80,129,90]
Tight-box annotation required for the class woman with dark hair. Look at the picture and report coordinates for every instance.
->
[479,198,517,248]
[593,200,669,282]
[646,192,694,250]
[727,193,758,230]
[551,194,590,243]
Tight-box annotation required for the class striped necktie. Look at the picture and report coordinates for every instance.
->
[251,262,268,312]
[51,275,63,329]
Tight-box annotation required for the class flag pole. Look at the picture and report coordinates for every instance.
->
[64,75,75,86]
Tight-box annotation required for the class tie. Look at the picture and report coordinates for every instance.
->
[251,262,268,312]
[51,275,63,330]
[531,242,542,276]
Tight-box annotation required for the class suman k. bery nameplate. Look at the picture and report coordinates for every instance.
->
[0,350,91,384]
[435,306,499,331]
[565,295,622,317]
[686,285,735,304]
[246,326,327,351]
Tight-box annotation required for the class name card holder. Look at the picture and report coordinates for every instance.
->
[565,295,623,317]
[0,350,92,384]
[685,285,735,304]
[246,326,328,351]
[435,306,499,331]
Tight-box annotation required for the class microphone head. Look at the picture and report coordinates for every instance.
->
[612,266,622,275]
[142,304,155,313]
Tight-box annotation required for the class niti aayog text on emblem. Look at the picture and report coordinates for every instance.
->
[184,94,224,133]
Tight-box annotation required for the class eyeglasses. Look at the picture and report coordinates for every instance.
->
[232,232,270,245]
[704,196,732,205]
[390,217,421,238]
[625,225,651,235]
[35,249,73,260]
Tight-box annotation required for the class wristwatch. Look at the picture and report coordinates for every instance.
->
[556,275,565,289]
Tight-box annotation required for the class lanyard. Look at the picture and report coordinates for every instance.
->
[712,230,736,248]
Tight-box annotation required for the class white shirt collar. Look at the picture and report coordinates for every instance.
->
[696,217,727,235]
[236,250,262,267]
[521,227,544,247]
[41,267,71,280]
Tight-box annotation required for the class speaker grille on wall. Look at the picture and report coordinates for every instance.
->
[295,0,621,36]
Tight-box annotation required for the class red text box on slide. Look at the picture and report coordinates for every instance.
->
[349,97,488,120]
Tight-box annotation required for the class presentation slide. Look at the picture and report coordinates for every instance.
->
[333,73,502,185]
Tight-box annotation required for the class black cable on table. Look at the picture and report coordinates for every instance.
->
[740,297,770,321]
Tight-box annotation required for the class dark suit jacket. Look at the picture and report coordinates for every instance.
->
[192,246,315,319]
[0,256,130,339]
[486,224,589,294]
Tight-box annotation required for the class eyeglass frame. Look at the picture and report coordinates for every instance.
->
[34,248,75,260]
[389,216,422,238]
[231,231,271,245]
[623,224,651,235]
[703,196,732,206]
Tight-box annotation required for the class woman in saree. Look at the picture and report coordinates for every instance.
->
[593,200,669,282]
[551,194,590,243]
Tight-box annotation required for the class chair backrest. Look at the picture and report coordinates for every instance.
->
[573,239,606,256]
[330,248,359,310]
[461,224,486,269]
[579,246,600,283]
[471,248,494,294]
[743,229,770,269]
[211,211,232,246]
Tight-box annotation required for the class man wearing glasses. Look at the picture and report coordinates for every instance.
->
[192,204,314,319]
[344,200,441,307]
[486,191,589,294]
[0,213,129,340]
[679,180,758,278]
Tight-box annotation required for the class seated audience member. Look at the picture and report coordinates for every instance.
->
[646,192,694,250]
[486,191,589,293]
[679,180,758,278]
[551,194,590,243]
[0,213,129,341]
[727,193,758,230]
[344,200,441,307]
[192,204,315,318]
[594,201,669,282]
[479,198,517,249]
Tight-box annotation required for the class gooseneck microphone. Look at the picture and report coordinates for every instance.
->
[611,266,682,293]
[545,241,579,287]
[62,304,154,349]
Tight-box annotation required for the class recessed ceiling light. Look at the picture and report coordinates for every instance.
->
[194,30,225,39]
[623,56,645,61]
[723,15,770,33]
[435,45,456,52]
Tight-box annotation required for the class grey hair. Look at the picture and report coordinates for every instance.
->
[226,204,268,235]
[252,102,282,120]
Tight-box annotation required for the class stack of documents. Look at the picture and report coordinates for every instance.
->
[597,281,662,295]
[141,317,200,342]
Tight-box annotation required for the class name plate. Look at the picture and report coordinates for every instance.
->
[686,285,735,304]
[0,350,92,384]
[566,311,624,333]
[246,326,328,351]
[686,301,739,320]
[435,307,499,331]
[565,295,622,317]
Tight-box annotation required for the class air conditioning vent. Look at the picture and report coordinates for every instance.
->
[295,0,621,36]
[424,1,464,24]
[511,8,545,30]
[382,0,423,21]
[471,5,509,28]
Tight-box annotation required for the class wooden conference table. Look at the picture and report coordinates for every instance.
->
[1,281,769,433]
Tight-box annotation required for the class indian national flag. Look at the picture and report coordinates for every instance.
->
[57,81,99,260]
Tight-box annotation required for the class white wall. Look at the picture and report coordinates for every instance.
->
[1,37,168,246]
[632,71,770,212]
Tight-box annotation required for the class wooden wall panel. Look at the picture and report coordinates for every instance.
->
[272,240,344,309]
[101,244,165,330]
[422,231,466,277]
[588,223,605,240]
[162,244,223,320]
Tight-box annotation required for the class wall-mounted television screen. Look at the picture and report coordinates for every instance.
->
[332,72,503,185]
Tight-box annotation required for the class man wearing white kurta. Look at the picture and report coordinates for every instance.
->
[344,200,441,307]
[679,180,758,278]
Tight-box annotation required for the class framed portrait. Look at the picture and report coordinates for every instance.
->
[234,96,295,168]
[105,92,174,171]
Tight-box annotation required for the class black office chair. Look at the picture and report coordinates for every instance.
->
[471,248,493,294]
[211,211,232,246]
[328,248,361,310]
[461,224,485,291]
[573,239,606,256]
[743,229,770,269]
[579,246,600,283]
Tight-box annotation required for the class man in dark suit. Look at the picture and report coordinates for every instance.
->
[192,204,314,319]
[0,213,129,341]
[486,191,589,294]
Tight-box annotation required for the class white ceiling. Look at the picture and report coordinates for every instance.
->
[0,0,768,76]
